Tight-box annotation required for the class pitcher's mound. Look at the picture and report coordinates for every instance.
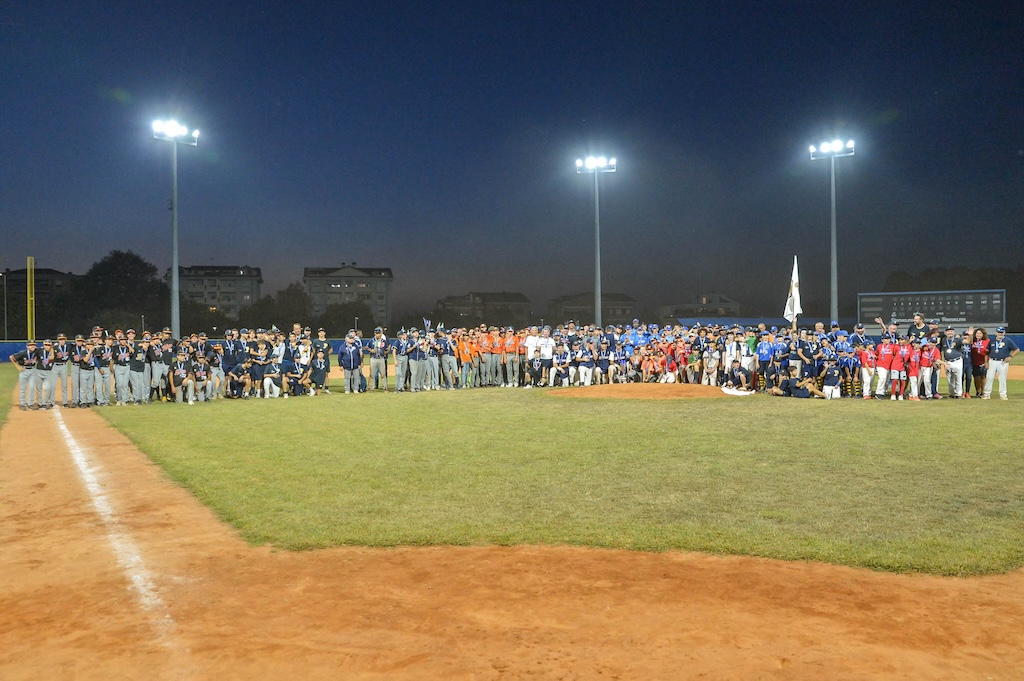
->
[549,383,730,399]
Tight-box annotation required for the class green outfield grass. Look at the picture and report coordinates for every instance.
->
[93,375,1024,576]
[0,365,15,427]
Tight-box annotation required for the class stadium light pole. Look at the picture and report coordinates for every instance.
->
[1,271,7,340]
[809,139,854,323]
[575,155,616,328]
[153,119,200,340]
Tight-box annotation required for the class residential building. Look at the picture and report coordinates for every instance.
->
[546,292,636,326]
[177,265,262,319]
[303,264,394,326]
[660,293,741,320]
[1,268,81,305]
[436,291,531,328]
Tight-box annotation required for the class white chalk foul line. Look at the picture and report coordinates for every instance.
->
[53,410,178,644]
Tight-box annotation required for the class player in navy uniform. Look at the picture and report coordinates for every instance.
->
[76,339,98,407]
[725,360,753,392]
[311,328,332,394]
[338,332,364,394]
[262,356,283,398]
[128,337,150,404]
[10,340,40,410]
[392,329,411,392]
[525,350,544,388]
[170,350,196,405]
[309,349,329,395]
[983,327,1019,400]
[226,358,253,399]
[820,357,843,399]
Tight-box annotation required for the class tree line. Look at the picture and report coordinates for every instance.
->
[6,250,375,340]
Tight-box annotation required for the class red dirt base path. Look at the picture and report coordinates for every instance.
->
[550,383,731,399]
[3,402,1024,680]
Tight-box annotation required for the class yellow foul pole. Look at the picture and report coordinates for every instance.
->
[26,256,35,341]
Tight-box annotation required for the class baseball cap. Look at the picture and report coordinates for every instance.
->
[163,326,172,332]
[997,327,1006,333]
[127,328,136,334]
[26,339,37,345]
[929,319,939,325]
[374,327,382,332]
[855,323,864,329]
[830,320,839,326]
[946,326,956,331]
[74,334,84,341]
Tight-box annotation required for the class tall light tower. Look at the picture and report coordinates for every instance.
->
[0,270,7,341]
[809,139,854,323]
[153,119,200,339]
[575,155,616,328]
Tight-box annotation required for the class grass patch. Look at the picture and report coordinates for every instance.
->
[98,379,1024,576]
[0,364,16,428]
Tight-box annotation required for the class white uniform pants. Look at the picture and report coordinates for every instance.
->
[175,380,196,403]
[920,366,933,398]
[945,361,963,397]
[18,368,37,407]
[984,360,1010,398]
[860,367,874,397]
[262,377,281,398]
[578,366,593,386]
[874,368,889,396]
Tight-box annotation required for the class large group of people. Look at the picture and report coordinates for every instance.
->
[9,313,1018,410]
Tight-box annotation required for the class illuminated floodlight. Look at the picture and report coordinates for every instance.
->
[810,139,854,160]
[576,155,617,173]
[152,119,199,146]
[807,135,856,323]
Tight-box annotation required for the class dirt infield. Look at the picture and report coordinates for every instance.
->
[4,404,1024,679]
[550,383,730,399]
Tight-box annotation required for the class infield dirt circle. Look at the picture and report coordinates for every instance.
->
[3,388,1024,680]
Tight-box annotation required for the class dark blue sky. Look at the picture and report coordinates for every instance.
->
[2,2,1022,316]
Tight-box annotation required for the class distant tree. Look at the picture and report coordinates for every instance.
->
[315,302,374,337]
[236,295,278,330]
[49,250,169,337]
[179,298,231,337]
[274,282,313,325]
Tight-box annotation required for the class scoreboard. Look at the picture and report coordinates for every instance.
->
[857,289,1006,330]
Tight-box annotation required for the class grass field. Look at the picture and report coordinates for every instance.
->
[0,365,14,427]
[90,373,1024,577]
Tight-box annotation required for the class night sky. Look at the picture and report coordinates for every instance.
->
[3,2,1022,318]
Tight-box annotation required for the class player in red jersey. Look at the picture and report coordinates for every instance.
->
[873,336,896,399]
[918,337,941,399]
[889,336,911,400]
[858,342,876,399]
[907,339,923,400]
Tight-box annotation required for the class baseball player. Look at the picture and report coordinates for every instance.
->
[10,340,40,410]
[983,327,1019,400]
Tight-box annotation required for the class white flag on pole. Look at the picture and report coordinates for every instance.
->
[783,255,803,323]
